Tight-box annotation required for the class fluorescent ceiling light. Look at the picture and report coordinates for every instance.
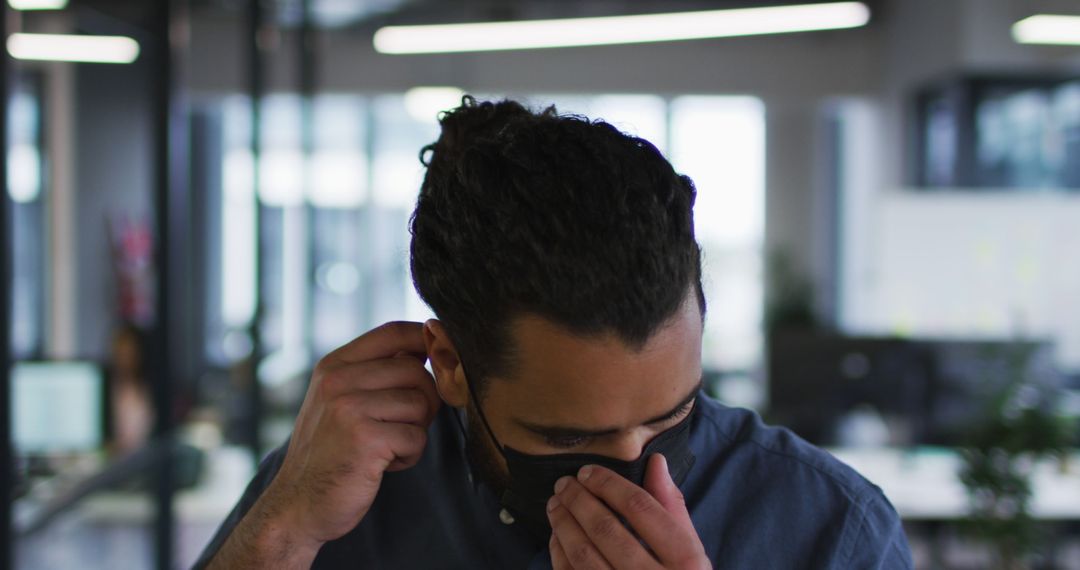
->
[8,0,68,10]
[404,86,466,123]
[7,33,140,63]
[1012,14,1080,45]
[374,2,870,54]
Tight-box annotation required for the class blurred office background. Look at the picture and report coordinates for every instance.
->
[1,0,1080,568]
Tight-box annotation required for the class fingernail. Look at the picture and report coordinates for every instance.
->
[578,465,594,482]
[547,495,560,513]
[652,453,669,481]
[554,476,571,494]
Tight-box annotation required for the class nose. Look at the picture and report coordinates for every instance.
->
[597,428,655,462]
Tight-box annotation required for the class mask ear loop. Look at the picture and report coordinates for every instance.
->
[447,399,469,440]
[458,360,509,462]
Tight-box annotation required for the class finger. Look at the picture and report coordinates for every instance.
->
[324,321,427,365]
[364,420,429,472]
[643,454,695,534]
[550,534,571,570]
[547,492,614,570]
[349,388,433,426]
[321,357,429,392]
[576,464,700,565]
[553,477,659,569]
[320,358,441,421]
[296,358,431,445]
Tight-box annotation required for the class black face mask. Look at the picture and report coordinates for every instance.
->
[456,362,698,540]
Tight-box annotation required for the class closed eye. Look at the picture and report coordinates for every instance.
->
[543,434,591,449]
[522,380,702,450]
[541,399,695,450]
[648,399,695,425]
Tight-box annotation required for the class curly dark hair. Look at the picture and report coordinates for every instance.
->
[409,96,705,397]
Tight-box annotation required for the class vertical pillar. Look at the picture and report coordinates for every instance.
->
[150,0,189,566]
[0,2,14,569]
[245,0,266,461]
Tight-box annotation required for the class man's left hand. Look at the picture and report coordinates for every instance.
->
[546,454,711,570]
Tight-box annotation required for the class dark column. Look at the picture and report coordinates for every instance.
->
[246,0,266,461]
[150,0,189,567]
[0,2,13,569]
[300,0,316,356]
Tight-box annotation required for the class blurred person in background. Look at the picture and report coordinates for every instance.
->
[107,323,154,456]
[195,97,912,569]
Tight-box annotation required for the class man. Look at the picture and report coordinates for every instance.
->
[196,97,912,569]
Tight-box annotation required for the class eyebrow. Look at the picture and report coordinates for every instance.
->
[515,376,703,439]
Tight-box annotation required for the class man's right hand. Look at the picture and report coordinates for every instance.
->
[208,321,440,568]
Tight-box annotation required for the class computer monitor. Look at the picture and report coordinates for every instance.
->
[768,332,1061,447]
[12,361,105,455]
[767,332,933,446]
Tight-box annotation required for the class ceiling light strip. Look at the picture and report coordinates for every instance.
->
[7,33,140,64]
[374,2,871,55]
[1013,15,1080,46]
[7,0,68,10]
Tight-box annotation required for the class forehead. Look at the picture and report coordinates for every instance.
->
[490,297,703,427]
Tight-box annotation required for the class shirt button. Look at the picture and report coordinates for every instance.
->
[498,508,515,525]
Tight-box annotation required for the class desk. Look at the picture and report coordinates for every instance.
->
[830,447,1080,521]
[15,446,255,569]
[16,445,253,528]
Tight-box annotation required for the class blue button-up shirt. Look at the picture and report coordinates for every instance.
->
[194,393,913,568]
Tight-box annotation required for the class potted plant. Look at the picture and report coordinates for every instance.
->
[958,347,1075,570]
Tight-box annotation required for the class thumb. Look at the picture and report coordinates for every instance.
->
[644,454,692,529]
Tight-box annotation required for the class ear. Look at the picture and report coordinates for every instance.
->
[422,319,469,408]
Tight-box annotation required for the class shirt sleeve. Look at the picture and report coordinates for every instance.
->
[190,442,289,569]
[842,489,914,570]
